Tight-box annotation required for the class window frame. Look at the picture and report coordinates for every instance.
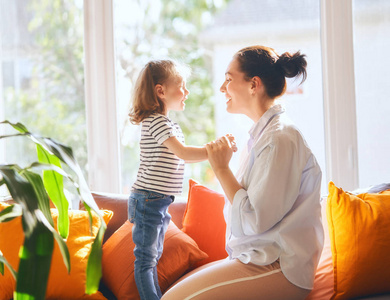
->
[320,0,359,191]
[83,0,121,193]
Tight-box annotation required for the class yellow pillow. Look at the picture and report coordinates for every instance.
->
[327,182,390,300]
[0,202,112,300]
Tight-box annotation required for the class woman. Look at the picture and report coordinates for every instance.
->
[162,46,323,300]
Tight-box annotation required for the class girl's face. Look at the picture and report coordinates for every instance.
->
[220,58,252,115]
[162,76,190,113]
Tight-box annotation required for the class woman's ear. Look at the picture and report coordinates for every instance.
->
[155,84,165,99]
[250,76,262,95]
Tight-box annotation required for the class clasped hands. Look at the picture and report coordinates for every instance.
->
[205,134,237,172]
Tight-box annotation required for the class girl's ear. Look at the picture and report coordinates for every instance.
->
[155,84,165,99]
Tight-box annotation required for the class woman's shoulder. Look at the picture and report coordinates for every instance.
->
[266,117,306,148]
[274,114,303,137]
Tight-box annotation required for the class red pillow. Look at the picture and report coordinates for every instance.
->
[181,179,228,267]
[102,220,208,299]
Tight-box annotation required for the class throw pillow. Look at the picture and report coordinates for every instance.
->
[326,182,390,300]
[181,179,228,267]
[101,220,208,299]
[0,202,112,300]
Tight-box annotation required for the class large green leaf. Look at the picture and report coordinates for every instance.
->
[85,216,106,294]
[15,219,53,300]
[36,144,69,238]
[20,169,70,273]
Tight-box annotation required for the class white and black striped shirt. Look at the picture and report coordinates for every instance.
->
[132,114,185,195]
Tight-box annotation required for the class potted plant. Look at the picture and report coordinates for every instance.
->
[0,120,105,300]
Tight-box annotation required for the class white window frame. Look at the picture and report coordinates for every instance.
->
[83,0,360,193]
[83,0,121,193]
[320,0,359,191]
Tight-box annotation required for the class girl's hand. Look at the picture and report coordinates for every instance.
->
[226,134,238,152]
[206,135,236,173]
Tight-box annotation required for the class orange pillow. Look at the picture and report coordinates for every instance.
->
[327,182,390,300]
[101,220,208,299]
[0,202,112,300]
[181,179,228,267]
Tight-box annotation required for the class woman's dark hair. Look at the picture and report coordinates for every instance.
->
[234,45,307,98]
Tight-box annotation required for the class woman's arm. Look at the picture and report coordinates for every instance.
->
[163,136,208,162]
[206,136,242,203]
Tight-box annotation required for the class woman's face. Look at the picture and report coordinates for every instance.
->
[220,58,252,115]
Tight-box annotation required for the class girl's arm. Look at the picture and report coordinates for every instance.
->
[163,136,208,162]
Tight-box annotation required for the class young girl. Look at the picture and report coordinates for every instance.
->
[128,59,235,300]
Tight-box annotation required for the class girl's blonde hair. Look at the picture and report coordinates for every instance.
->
[129,60,188,124]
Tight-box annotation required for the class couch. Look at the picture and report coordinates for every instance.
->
[94,180,390,300]
[1,180,389,299]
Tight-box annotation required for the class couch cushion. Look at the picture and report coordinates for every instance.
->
[181,179,228,268]
[89,192,129,243]
[90,192,188,243]
[326,182,390,300]
[102,220,208,299]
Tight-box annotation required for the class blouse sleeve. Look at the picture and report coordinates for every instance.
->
[148,115,175,145]
[231,135,305,237]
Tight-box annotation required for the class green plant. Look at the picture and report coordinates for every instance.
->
[0,120,105,300]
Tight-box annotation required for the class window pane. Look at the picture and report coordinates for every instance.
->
[353,0,390,187]
[113,0,229,197]
[203,0,327,194]
[0,0,86,202]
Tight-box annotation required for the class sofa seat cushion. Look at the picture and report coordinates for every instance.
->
[305,196,334,300]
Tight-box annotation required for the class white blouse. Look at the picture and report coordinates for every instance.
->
[224,104,324,290]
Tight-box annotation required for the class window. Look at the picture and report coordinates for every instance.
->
[112,0,229,197]
[202,0,327,193]
[3,0,386,200]
[353,0,390,187]
[0,0,86,201]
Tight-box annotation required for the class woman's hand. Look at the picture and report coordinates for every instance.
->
[206,134,241,203]
[206,134,236,173]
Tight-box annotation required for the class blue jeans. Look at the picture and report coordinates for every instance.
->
[128,189,174,300]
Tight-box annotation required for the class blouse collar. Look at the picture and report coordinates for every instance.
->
[248,103,285,141]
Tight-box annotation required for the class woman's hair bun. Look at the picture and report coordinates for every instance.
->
[276,51,307,83]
